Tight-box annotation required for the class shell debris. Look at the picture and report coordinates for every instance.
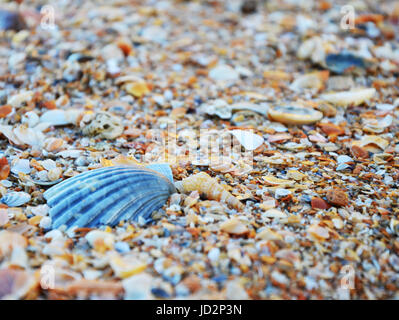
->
[0,0,397,301]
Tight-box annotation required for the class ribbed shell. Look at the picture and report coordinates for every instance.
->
[44,165,176,229]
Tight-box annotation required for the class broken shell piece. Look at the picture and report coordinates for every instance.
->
[263,176,295,187]
[125,82,150,98]
[267,133,292,143]
[326,188,348,207]
[362,115,393,134]
[0,10,27,31]
[202,99,231,119]
[229,130,264,151]
[40,109,83,126]
[230,102,269,116]
[209,64,239,82]
[43,165,176,229]
[289,71,329,92]
[307,224,329,241]
[231,110,264,127]
[85,230,114,250]
[220,218,248,235]
[274,188,292,199]
[22,112,39,128]
[0,268,37,300]
[262,208,287,219]
[11,159,31,175]
[81,111,124,140]
[1,192,31,207]
[279,139,312,151]
[256,228,283,241]
[268,105,323,125]
[297,37,326,65]
[373,153,392,165]
[7,91,34,108]
[13,125,45,148]
[320,88,376,107]
[286,170,306,181]
[336,155,353,164]
[353,135,389,151]
[175,172,244,210]
[108,253,147,278]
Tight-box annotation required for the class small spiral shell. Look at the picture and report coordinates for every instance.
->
[175,172,244,210]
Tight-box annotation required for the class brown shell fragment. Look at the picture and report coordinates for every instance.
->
[0,230,27,258]
[351,145,369,159]
[311,197,329,210]
[318,123,345,136]
[0,157,10,180]
[326,188,349,207]
[0,105,12,118]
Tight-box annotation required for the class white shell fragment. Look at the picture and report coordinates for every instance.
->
[268,105,323,125]
[40,109,83,126]
[209,64,239,82]
[43,165,176,229]
[320,88,376,107]
[7,91,34,108]
[229,130,264,151]
[202,100,269,120]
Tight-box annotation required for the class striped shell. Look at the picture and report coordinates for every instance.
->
[175,172,244,210]
[44,165,175,229]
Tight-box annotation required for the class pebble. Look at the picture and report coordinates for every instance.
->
[326,188,349,207]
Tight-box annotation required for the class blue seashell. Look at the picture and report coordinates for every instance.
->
[43,165,176,229]
[325,53,366,74]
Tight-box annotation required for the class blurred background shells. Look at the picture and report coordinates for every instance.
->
[0,10,27,31]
